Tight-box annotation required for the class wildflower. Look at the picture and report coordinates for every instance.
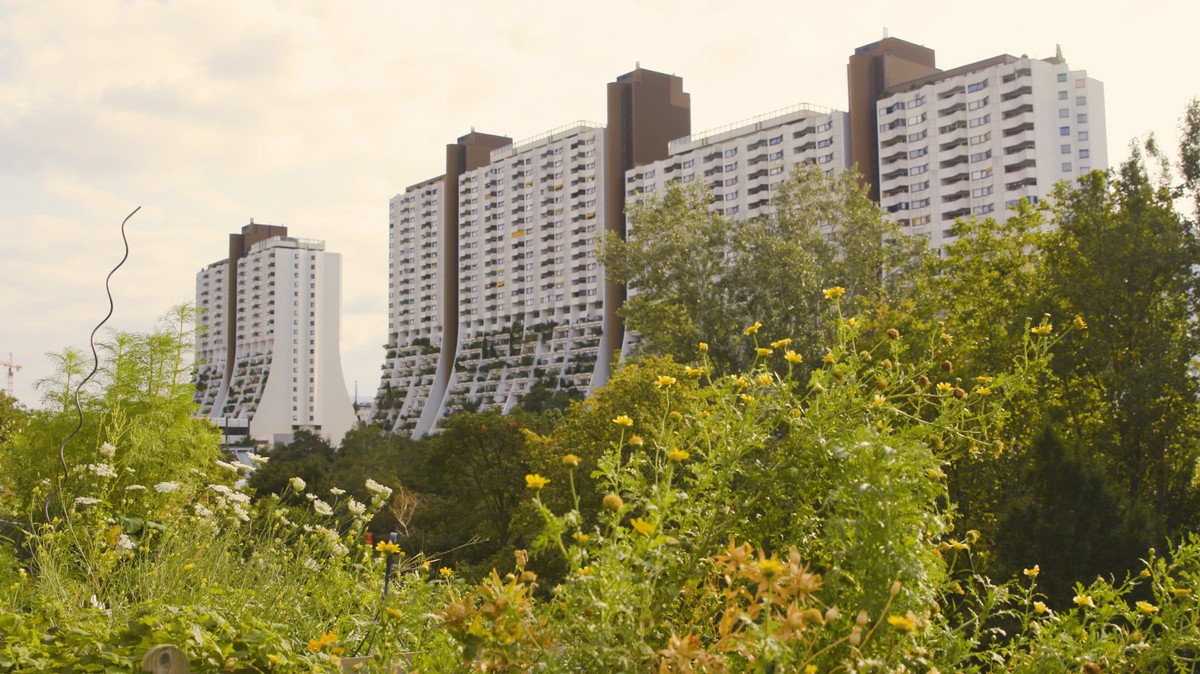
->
[1136,601,1158,615]
[886,328,901,340]
[573,532,590,543]
[976,387,992,396]
[1024,565,1040,578]
[739,394,754,404]
[823,286,846,299]
[307,631,337,653]
[756,347,772,357]
[87,463,117,479]
[1032,324,1053,336]
[684,366,704,376]
[124,484,145,491]
[99,442,116,458]
[785,350,803,364]
[755,373,773,386]
[887,614,916,634]
[267,654,283,665]
[941,360,954,372]
[733,376,750,388]
[154,481,180,493]
[669,411,684,421]
[936,382,953,393]
[870,394,885,409]
[631,517,655,536]
[975,375,994,384]
[1074,594,1095,608]
[289,477,307,493]
[1171,587,1193,597]
[613,415,634,427]
[758,557,784,576]
[375,541,402,555]
[525,474,551,489]
[438,566,454,579]
[629,434,645,447]
[953,387,968,400]
[329,487,346,496]
[804,666,817,674]
[1139,569,1152,579]
[362,477,391,498]
[771,338,792,348]
[1034,601,1047,614]
[313,500,334,516]
[248,453,269,465]
[385,607,403,619]
[562,453,582,467]
[655,375,677,388]
[602,493,624,511]
[73,497,102,506]
[743,321,762,335]
[823,353,836,364]
[698,342,709,352]
[215,460,240,473]
[304,558,320,572]
[668,448,690,462]
[1074,315,1088,330]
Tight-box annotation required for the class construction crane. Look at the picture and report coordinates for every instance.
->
[0,352,21,398]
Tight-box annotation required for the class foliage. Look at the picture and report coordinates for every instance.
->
[600,164,927,375]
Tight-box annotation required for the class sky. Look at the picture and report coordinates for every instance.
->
[1,0,1197,409]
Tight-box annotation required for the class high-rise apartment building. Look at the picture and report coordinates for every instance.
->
[195,222,357,445]
[848,39,1107,247]
[375,68,688,436]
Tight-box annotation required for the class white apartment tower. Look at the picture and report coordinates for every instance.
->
[625,104,851,221]
[195,223,357,446]
[850,40,1106,247]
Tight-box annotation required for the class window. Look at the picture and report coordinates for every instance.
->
[1057,73,1068,82]
[683,159,694,168]
[725,161,738,171]
[1058,91,1068,100]
[769,166,784,175]
[1060,126,1070,136]
[911,95,926,108]
[967,96,990,110]
[912,164,929,175]
[1080,149,1090,159]
[1061,144,1071,154]
[969,132,991,145]
[1062,162,1073,172]
[907,112,927,125]
[911,180,929,192]
[1077,96,1087,105]
[724,177,737,186]
[972,185,994,198]
[969,114,990,128]
[723,148,738,158]
[1078,131,1089,141]
[967,79,988,93]
[817,138,833,148]
[1077,113,1088,123]
[769,135,783,145]
[727,190,738,199]
[909,147,928,159]
[912,215,931,226]
[768,150,783,160]
[643,169,655,179]
[911,198,930,209]
[682,174,694,183]
[970,149,992,162]
[973,203,995,215]
[1075,79,1086,88]
[1059,108,1069,118]
[907,130,927,142]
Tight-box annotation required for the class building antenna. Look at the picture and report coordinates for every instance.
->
[883,27,889,39]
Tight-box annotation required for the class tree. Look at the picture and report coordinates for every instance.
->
[600,164,926,374]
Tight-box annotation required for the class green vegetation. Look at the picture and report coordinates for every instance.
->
[2,103,1200,671]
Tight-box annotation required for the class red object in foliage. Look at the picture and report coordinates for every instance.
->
[365,532,373,547]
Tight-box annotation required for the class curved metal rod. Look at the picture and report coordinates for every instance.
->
[44,206,140,523]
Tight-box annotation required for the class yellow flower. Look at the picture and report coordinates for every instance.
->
[525,474,551,489]
[1024,565,1040,578]
[698,342,709,352]
[562,454,582,467]
[823,286,846,299]
[572,531,590,543]
[267,654,283,664]
[785,350,803,364]
[579,566,593,576]
[975,375,994,384]
[307,631,337,652]
[655,375,677,388]
[804,666,817,674]
[384,607,405,620]
[439,567,454,578]
[1171,587,1193,597]
[743,321,762,335]
[1074,315,1088,330]
[1074,594,1095,608]
[684,366,704,376]
[668,448,690,462]
[733,376,750,388]
[669,411,684,421]
[936,382,953,393]
[755,373,773,386]
[1031,324,1053,336]
[756,347,773,357]
[1033,601,1047,614]
[602,493,624,511]
[629,434,645,447]
[1139,569,1152,579]
[630,517,655,536]
[823,353,836,364]
[887,614,916,633]
[758,557,784,577]
[739,394,754,404]
[613,415,634,427]
[771,338,792,349]
[870,394,885,409]
[976,387,992,396]
[1136,601,1158,615]
[375,541,402,555]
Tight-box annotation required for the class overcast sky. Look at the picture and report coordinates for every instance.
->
[1,0,1196,409]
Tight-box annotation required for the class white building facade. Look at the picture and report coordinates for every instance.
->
[195,225,357,446]
[874,54,1107,247]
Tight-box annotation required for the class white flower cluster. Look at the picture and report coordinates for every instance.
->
[365,478,392,499]
[313,500,334,516]
[154,481,180,493]
[208,484,251,521]
[86,463,118,479]
[73,497,102,507]
[99,442,116,458]
[289,477,307,493]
